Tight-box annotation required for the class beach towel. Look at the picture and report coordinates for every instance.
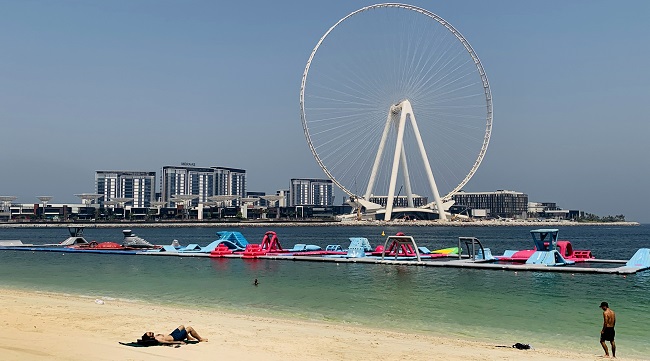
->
[495,342,533,350]
[119,339,161,347]
[119,339,199,347]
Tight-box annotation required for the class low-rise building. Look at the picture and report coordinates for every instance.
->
[453,190,528,219]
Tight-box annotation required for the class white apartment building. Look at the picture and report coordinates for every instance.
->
[95,171,156,207]
[161,165,246,206]
[289,178,333,206]
[214,167,246,206]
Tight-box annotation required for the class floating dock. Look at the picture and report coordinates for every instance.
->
[2,231,649,275]
[211,253,647,274]
[2,244,647,275]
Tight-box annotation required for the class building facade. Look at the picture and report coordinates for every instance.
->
[161,165,217,206]
[276,189,290,207]
[95,171,156,207]
[452,190,529,219]
[161,165,246,207]
[369,195,428,208]
[215,167,246,206]
[290,178,333,206]
[246,191,267,207]
[528,202,580,220]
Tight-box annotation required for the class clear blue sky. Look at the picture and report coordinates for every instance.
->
[1,1,648,222]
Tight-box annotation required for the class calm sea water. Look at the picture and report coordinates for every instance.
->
[1,224,649,358]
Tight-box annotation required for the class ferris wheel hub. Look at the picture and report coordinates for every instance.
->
[390,100,407,114]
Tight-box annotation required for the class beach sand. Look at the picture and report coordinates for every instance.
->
[0,289,638,361]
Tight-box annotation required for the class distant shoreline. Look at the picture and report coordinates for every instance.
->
[0,220,640,229]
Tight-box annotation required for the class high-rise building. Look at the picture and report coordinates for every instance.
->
[290,178,333,206]
[95,171,156,207]
[161,165,216,206]
[215,167,246,206]
[161,165,246,207]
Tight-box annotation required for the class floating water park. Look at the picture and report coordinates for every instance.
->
[1,226,649,275]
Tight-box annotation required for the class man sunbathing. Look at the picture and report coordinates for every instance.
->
[141,325,208,345]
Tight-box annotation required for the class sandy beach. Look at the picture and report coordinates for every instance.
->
[0,288,640,361]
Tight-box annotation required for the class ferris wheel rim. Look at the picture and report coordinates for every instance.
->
[299,3,493,201]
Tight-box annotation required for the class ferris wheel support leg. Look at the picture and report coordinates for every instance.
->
[403,100,447,221]
[399,144,415,208]
[365,109,394,200]
[385,109,408,221]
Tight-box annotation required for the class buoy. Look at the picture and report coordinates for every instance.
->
[381,231,385,236]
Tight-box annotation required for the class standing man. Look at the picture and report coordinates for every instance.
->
[599,301,616,358]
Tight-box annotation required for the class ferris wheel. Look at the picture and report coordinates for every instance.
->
[300,3,493,220]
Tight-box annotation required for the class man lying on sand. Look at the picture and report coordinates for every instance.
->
[141,324,208,345]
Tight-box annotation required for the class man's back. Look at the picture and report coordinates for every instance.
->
[603,308,616,328]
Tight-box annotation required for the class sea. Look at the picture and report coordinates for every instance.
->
[1,224,649,358]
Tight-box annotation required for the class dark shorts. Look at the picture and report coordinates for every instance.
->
[600,327,615,342]
[170,328,188,341]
